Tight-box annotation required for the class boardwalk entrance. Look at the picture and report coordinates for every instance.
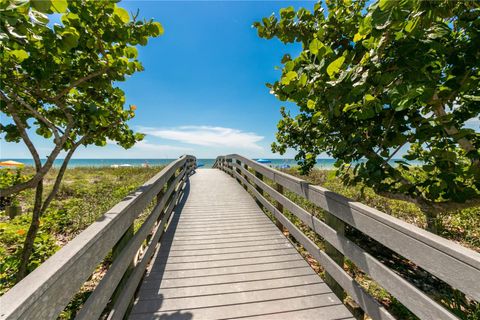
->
[130,169,354,319]
[2,155,478,320]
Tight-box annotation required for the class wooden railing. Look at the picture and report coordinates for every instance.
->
[214,154,480,320]
[0,155,196,320]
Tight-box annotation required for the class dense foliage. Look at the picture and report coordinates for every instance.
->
[254,0,480,231]
[0,0,163,279]
[0,166,161,299]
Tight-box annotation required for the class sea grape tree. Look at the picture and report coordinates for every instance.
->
[254,0,480,232]
[0,0,163,280]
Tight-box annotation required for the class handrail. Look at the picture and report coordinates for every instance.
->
[0,155,196,320]
[214,154,480,320]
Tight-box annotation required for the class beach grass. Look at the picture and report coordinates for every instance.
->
[0,166,162,295]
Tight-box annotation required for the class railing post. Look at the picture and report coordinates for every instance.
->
[324,212,346,301]
[254,171,264,210]
[275,183,285,232]
[226,158,233,177]
[235,159,245,188]
[243,164,249,190]
[109,222,135,310]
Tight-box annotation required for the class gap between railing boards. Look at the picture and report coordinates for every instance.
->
[214,154,480,320]
[0,155,197,320]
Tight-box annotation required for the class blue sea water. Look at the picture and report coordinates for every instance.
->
[0,158,419,169]
[1,158,339,169]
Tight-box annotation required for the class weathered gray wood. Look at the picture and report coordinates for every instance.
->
[324,211,347,301]
[0,155,195,320]
[275,182,285,231]
[226,154,480,302]
[232,168,395,320]
[76,168,187,320]
[109,174,187,320]
[231,162,459,320]
[129,169,354,320]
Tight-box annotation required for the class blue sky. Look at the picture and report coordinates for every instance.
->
[2,1,316,159]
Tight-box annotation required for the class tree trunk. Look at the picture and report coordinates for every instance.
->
[16,180,43,282]
[423,209,440,234]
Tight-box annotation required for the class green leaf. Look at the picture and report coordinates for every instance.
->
[61,31,79,50]
[51,0,67,13]
[279,6,295,19]
[125,46,138,59]
[326,56,345,78]
[365,94,375,102]
[307,99,315,110]
[31,0,51,12]
[309,39,323,55]
[114,6,130,23]
[404,19,418,33]
[353,33,364,42]
[281,71,298,85]
[9,49,29,62]
[299,73,307,86]
[151,22,164,36]
[378,0,394,11]
[464,95,480,102]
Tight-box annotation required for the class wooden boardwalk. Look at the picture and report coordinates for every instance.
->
[129,169,354,320]
[2,156,478,320]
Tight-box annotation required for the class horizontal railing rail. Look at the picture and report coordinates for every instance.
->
[0,155,196,320]
[214,154,480,320]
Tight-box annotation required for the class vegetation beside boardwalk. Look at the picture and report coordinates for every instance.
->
[1,165,479,318]
[277,167,479,319]
[0,166,161,296]
[285,168,479,252]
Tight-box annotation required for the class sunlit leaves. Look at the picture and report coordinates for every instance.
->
[30,0,50,12]
[7,49,29,62]
[114,6,130,23]
[60,27,79,50]
[309,39,322,55]
[254,0,480,210]
[1,0,165,158]
[326,56,345,78]
[51,0,67,13]
[125,46,138,59]
[307,99,315,110]
[281,71,297,85]
[151,22,164,36]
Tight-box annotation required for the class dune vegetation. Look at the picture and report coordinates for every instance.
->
[0,166,162,295]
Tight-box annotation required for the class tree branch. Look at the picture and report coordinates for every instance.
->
[2,90,61,143]
[52,68,109,102]
[40,135,87,213]
[0,123,73,197]
[1,95,42,171]
[433,101,477,155]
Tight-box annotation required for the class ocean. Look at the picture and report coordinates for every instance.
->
[1,158,338,169]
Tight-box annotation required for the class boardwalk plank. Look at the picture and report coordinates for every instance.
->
[130,169,354,320]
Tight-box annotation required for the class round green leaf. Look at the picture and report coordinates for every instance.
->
[281,71,298,85]
[152,22,164,36]
[9,49,29,62]
[61,31,79,50]
[309,39,323,55]
[326,56,345,78]
[31,0,51,13]
[51,0,68,13]
[114,6,130,23]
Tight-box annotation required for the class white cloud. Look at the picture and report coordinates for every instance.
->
[134,140,192,152]
[139,126,264,150]
[107,139,192,152]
